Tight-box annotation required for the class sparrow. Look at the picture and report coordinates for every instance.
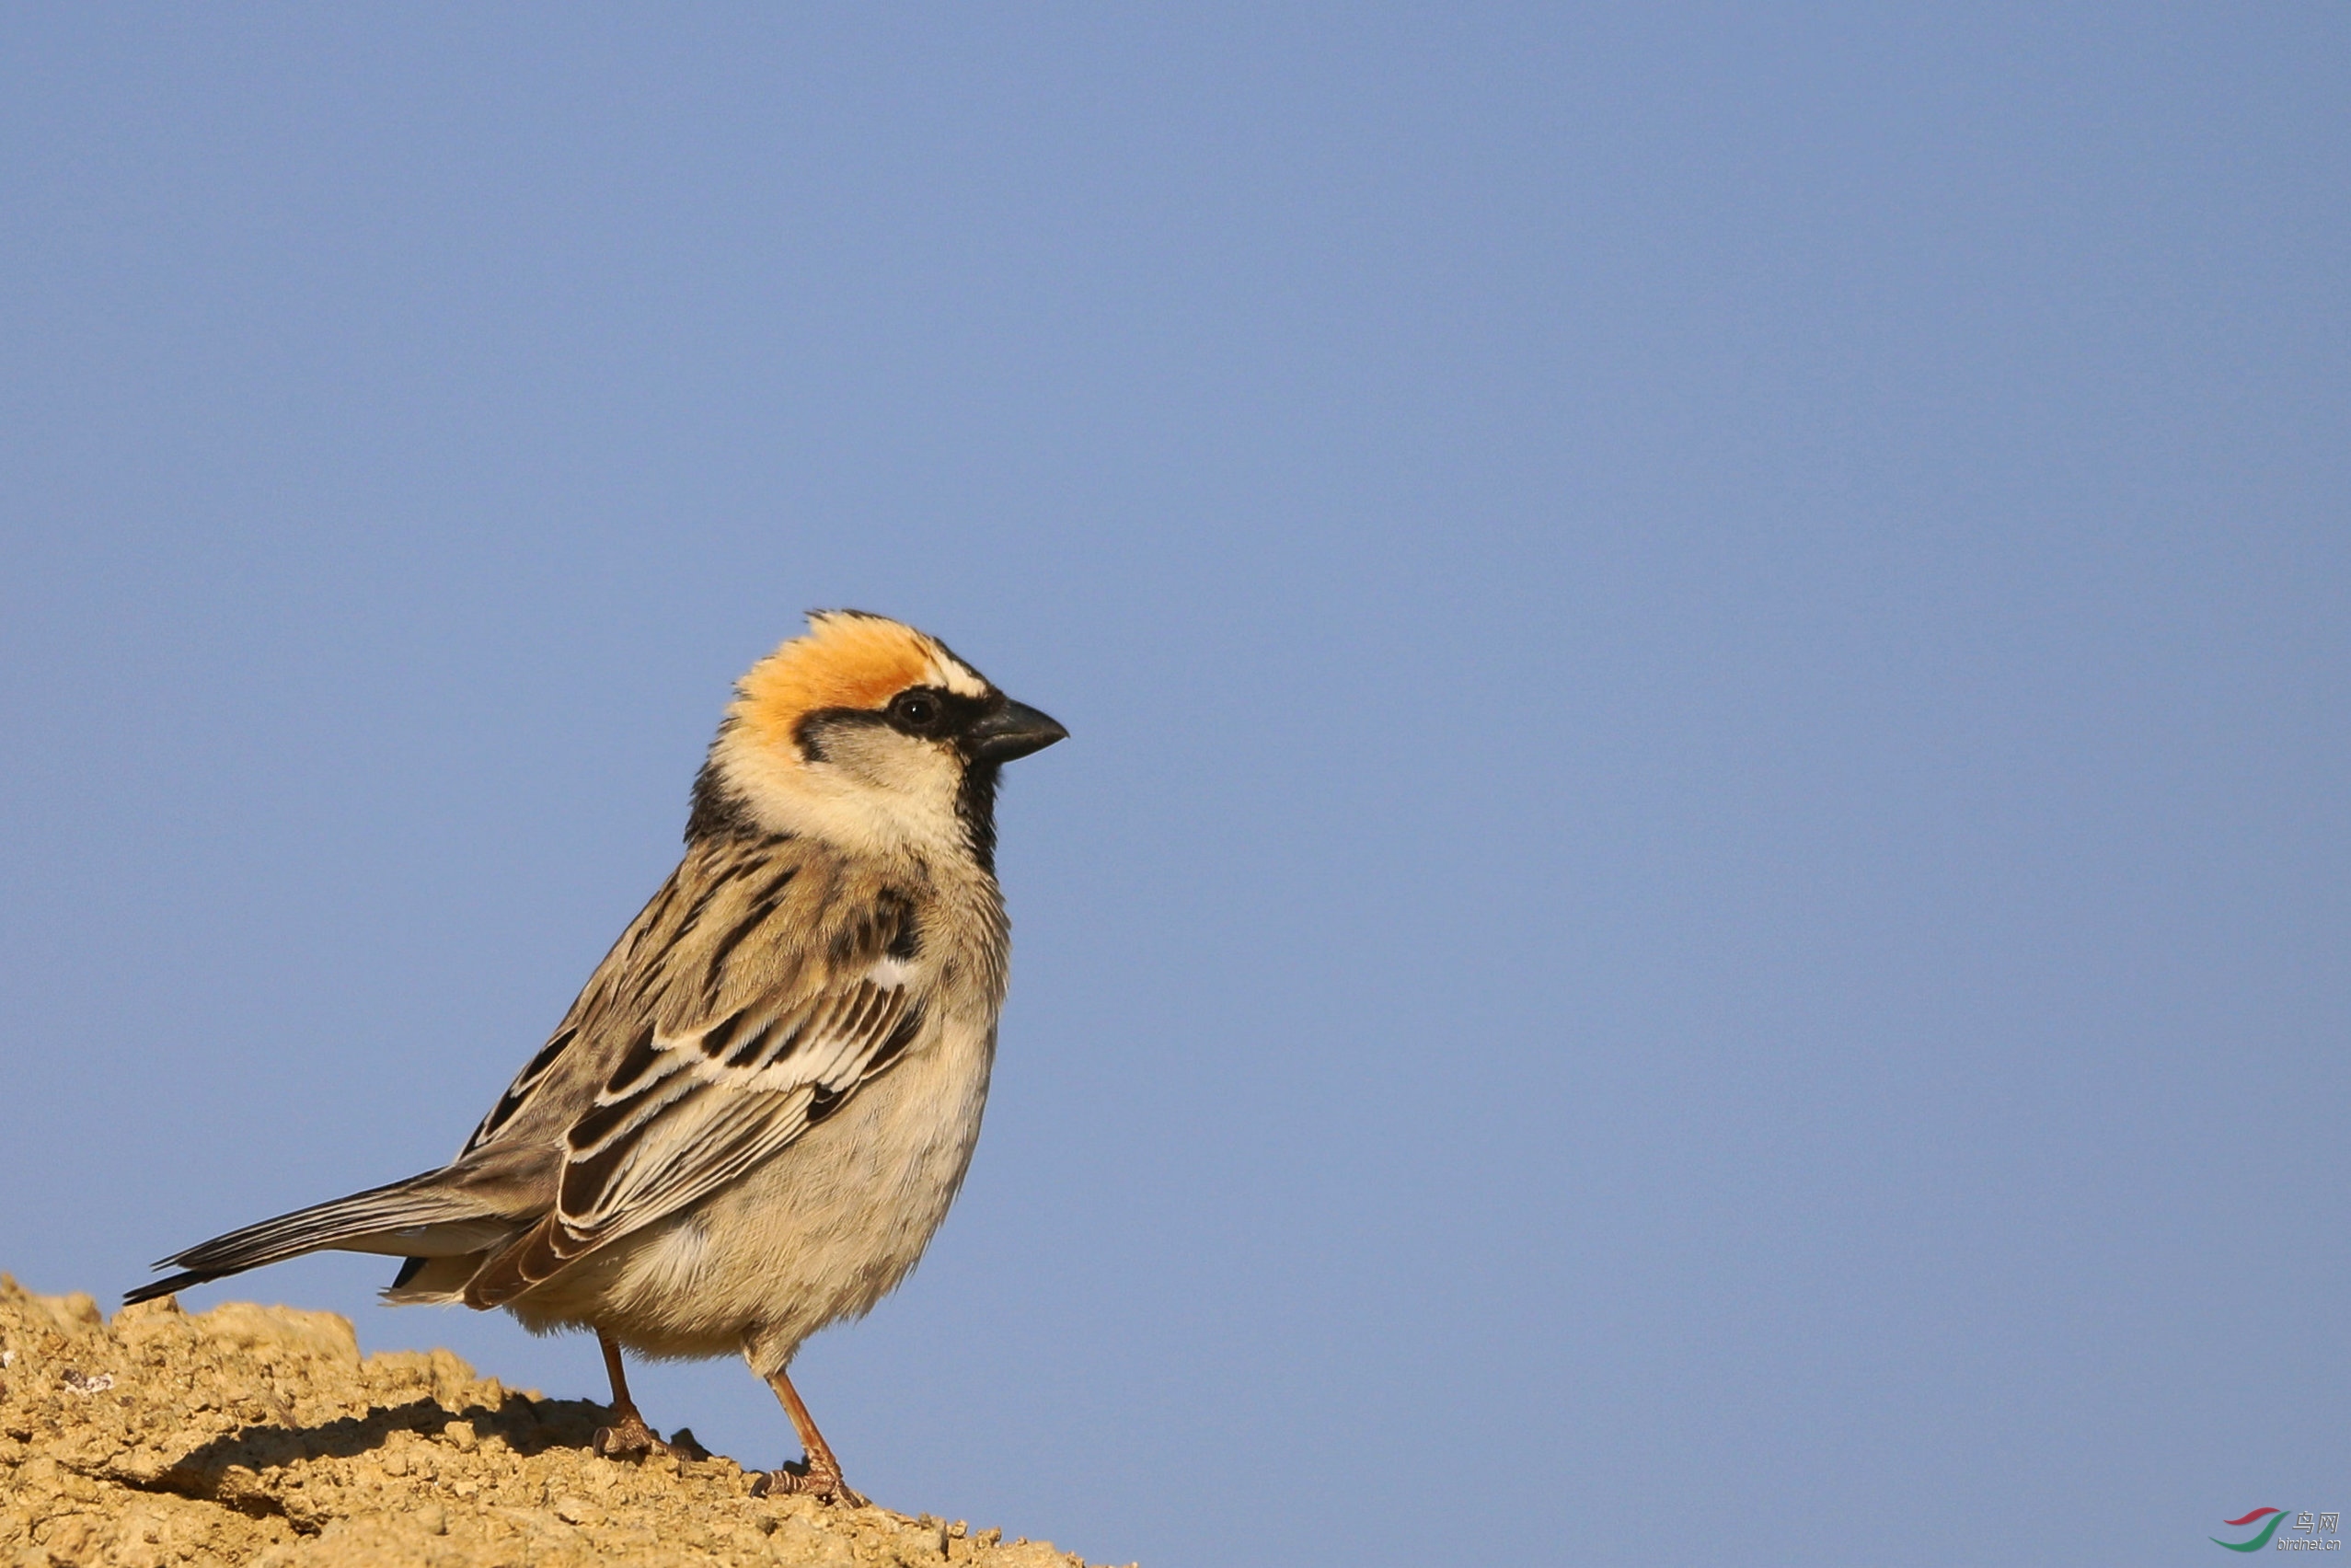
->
[126,610,1067,1505]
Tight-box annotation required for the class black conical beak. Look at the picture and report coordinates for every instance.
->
[966,698,1068,764]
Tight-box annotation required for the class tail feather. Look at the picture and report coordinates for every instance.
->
[125,1170,519,1306]
[125,1266,245,1305]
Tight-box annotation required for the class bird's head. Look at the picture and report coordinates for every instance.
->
[692,610,1067,867]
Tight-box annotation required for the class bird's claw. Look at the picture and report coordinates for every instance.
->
[750,1460,866,1507]
[593,1412,680,1461]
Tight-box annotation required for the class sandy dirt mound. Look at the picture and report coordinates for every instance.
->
[0,1276,1118,1568]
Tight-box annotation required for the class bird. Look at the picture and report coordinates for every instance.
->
[126,610,1067,1505]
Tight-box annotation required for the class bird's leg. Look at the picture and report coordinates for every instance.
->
[748,1366,867,1506]
[591,1330,680,1460]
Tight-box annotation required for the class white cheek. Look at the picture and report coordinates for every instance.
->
[715,724,969,857]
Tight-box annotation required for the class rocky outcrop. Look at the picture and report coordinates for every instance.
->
[0,1276,1114,1568]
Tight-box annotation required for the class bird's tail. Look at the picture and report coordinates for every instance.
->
[125,1170,519,1306]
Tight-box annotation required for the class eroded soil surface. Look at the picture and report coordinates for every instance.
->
[0,1276,1116,1568]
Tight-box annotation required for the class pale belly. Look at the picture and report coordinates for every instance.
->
[506,1015,996,1370]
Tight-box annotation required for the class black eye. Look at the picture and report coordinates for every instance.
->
[891,691,939,730]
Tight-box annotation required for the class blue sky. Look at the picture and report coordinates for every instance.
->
[2,7,2345,1565]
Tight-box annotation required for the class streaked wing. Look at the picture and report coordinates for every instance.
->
[461,1022,582,1157]
[462,846,928,1309]
[455,837,812,1159]
[557,973,922,1241]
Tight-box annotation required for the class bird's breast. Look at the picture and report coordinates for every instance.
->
[557,1002,999,1360]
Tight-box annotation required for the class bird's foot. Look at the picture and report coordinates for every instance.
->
[750,1458,867,1507]
[593,1410,682,1461]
